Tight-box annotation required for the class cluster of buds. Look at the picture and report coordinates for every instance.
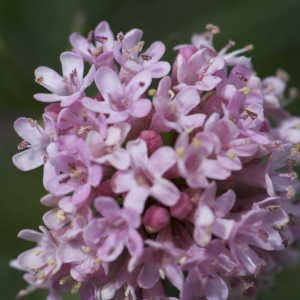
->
[11,21,300,300]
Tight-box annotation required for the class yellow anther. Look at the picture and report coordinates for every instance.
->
[192,138,202,149]
[159,269,166,280]
[147,88,157,97]
[81,246,91,253]
[94,258,102,265]
[244,108,258,120]
[34,248,41,256]
[47,259,56,266]
[59,276,72,285]
[176,146,185,158]
[70,169,82,178]
[78,125,93,136]
[71,282,82,294]
[287,186,295,199]
[37,271,46,281]
[239,86,251,95]
[94,46,103,56]
[168,89,175,98]
[56,209,66,221]
[35,76,44,83]
[178,256,187,265]
[226,150,237,160]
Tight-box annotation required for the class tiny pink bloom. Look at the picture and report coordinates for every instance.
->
[34,51,95,106]
[86,122,131,170]
[84,196,143,262]
[151,77,205,133]
[12,117,50,171]
[114,28,170,79]
[83,67,152,123]
[112,139,180,213]
[174,47,225,91]
[70,20,115,67]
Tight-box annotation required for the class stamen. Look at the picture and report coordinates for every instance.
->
[147,88,156,97]
[71,282,81,294]
[70,169,82,179]
[176,146,185,158]
[34,248,42,256]
[206,24,220,35]
[159,269,166,280]
[47,259,56,266]
[168,89,175,98]
[219,40,236,55]
[276,69,289,82]
[239,86,251,95]
[116,32,124,42]
[192,138,202,149]
[18,140,30,150]
[226,150,237,160]
[35,76,44,84]
[244,108,258,120]
[81,246,91,253]
[59,276,72,285]
[141,53,152,61]
[56,209,66,221]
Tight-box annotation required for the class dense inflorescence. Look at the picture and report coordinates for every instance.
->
[11,21,300,300]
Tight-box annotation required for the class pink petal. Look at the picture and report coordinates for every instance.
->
[175,87,200,114]
[151,179,180,206]
[82,97,111,113]
[124,185,150,213]
[125,70,152,100]
[130,99,152,118]
[94,196,119,216]
[14,118,43,145]
[112,170,135,193]
[147,61,171,78]
[95,67,123,101]
[126,229,143,257]
[149,146,176,176]
[34,66,65,94]
[60,51,84,80]
[204,276,228,300]
[12,149,44,171]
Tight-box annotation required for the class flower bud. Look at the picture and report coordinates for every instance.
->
[143,205,170,233]
[170,192,193,220]
[139,130,163,154]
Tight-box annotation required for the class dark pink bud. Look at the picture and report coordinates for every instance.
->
[143,205,170,233]
[170,192,193,220]
[139,130,163,154]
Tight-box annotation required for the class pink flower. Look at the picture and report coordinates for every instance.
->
[86,122,131,170]
[44,135,102,207]
[84,196,143,262]
[12,117,50,171]
[114,28,170,79]
[70,20,115,67]
[112,139,180,213]
[34,51,95,106]
[174,47,225,91]
[151,77,206,132]
[194,182,236,246]
[83,67,152,123]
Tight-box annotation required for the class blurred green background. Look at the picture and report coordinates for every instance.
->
[1,0,300,299]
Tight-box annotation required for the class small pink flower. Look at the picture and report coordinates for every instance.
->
[83,67,152,123]
[112,139,180,213]
[34,52,95,106]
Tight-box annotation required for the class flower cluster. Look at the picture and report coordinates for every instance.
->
[11,22,300,300]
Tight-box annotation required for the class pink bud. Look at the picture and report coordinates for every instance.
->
[139,130,163,154]
[170,192,193,220]
[143,205,170,233]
